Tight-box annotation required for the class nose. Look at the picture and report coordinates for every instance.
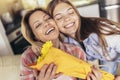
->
[44,22,49,28]
[64,15,70,21]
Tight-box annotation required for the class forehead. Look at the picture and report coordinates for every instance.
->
[29,11,48,24]
[29,11,46,20]
[54,2,72,13]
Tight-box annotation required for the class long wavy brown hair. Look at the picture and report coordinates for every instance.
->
[47,0,120,56]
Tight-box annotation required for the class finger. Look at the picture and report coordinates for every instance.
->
[89,73,97,80]
[33,69,38,78]
[92,66,102,79]
[37,47,41,53]
[86,73,91,80]
[32,45,41,54]
[86,77,91,80]
[31,46,38,53]
[92,66,99,77]
[49,65,57,79]
[45,63,54,79]
[38,64,48,79]
[115,76,120,80]
[54,72,63,79]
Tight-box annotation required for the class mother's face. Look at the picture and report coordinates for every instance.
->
[53,2,79,38]
[29,11,59,42]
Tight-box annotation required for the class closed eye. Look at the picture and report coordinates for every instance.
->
[35,23,42,29]
[66,7,74,15]
[56,17,62,20]
[69,11,74,15]
[55,15,62,21]
[68,9,74,15]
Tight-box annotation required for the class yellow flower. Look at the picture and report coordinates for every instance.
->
[37,41,53,63]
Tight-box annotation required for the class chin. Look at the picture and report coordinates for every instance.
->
[68,31,76,35]
[49,36,58,40]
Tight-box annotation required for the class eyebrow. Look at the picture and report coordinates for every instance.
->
[32,20,39,28]
[54,7,73,17]
[33,14,47,26]
[54,13,61,18]
[67,7,73,11]
[33,20,39,25]
[43,14,48,20]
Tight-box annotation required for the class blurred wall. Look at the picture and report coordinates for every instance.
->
[0,0,23,15]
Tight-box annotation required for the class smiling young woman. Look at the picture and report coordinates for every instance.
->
[47,0,120,77]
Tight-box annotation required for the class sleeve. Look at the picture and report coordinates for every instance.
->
[83,33,102,61]
[20,52,35,80]
[114,36,120,54]
[86,53,96,61]
[115,44,120,54]
[105,35,120,61]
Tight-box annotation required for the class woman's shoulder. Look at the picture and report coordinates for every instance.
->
[83,33,99,44]
[21,46,37,60]
[105,34,120,47]
[21,46,38,66]
[21,46,33,57]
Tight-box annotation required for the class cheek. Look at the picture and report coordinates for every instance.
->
[73,16,79,26]
[73,15,79,21]
[56,20,64,27]
[58,26,62,31]
[57,23,64,31]
[54,20,61,28]
[34,30,43,40]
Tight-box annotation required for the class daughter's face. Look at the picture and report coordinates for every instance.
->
[29,11,59,42]
[53,2,79,38]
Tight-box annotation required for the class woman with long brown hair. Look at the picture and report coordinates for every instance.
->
[47,0,120,76]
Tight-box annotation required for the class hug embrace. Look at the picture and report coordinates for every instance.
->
[20,0,120,80]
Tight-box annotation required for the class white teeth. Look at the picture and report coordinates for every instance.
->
[46,27,54,35]
[65,22,74,28]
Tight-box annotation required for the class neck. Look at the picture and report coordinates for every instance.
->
[70,33,76,39]
[52,38,60,48]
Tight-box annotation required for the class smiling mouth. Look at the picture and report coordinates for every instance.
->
[64,22,75,29]
[45,27,55,35]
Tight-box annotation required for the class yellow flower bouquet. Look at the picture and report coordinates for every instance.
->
[30,41,114,80]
